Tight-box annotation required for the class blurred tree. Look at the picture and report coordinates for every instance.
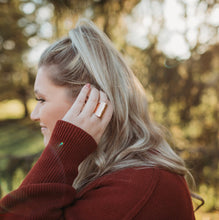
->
[48,0,140,45]
[0,0,31,117]
[0,0,53,117]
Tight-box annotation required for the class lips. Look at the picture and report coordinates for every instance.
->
[40,125,47,134]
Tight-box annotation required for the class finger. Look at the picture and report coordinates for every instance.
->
[82,87,100,116]
[99,91,108,103]
[70,84,91,115]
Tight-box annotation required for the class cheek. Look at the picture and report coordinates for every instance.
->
[44,103,72,132]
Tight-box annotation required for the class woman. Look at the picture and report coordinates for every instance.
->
[0,19,198,219]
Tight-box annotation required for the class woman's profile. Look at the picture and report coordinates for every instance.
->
[0,19,202,219]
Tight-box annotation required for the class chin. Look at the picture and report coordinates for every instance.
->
[42,130,51,147]
[43,136,49,147]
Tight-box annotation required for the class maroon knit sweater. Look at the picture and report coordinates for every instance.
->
[0,120,195,220]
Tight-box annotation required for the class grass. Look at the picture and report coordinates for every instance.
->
[0,99,43,157]
[0,118,44,157]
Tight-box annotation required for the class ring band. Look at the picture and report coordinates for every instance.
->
[94,102,107,118]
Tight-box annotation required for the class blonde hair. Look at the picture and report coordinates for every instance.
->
[39,19,196,195]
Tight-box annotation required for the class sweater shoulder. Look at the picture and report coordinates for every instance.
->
[78,167,159,199]
[79,167,187,198]
[76,167,194,220]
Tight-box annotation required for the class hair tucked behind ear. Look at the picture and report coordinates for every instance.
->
[39,19,203,209]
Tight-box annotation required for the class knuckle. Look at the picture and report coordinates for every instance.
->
[89,94,99,103]
[91,88,99,96]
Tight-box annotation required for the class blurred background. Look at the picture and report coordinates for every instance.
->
[0,0,218,219]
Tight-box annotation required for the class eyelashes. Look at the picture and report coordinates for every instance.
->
[35,98,45,103]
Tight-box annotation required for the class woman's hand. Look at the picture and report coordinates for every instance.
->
[62,84,113,144]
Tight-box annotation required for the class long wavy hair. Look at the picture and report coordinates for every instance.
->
[38,19,203,208]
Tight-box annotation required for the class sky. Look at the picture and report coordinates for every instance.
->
[21,0,219,65]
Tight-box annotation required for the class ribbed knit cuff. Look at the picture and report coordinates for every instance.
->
[49,120,97,166]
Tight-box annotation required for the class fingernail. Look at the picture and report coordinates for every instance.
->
[85,83,91,89]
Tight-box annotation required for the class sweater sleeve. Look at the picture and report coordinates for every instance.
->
[0,120,97,220]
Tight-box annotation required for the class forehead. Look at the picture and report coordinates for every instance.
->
[34,65,73,99]
[35,66,51,85]
[34,66,58,94]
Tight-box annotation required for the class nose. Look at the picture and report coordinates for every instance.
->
[30,104,40,121]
